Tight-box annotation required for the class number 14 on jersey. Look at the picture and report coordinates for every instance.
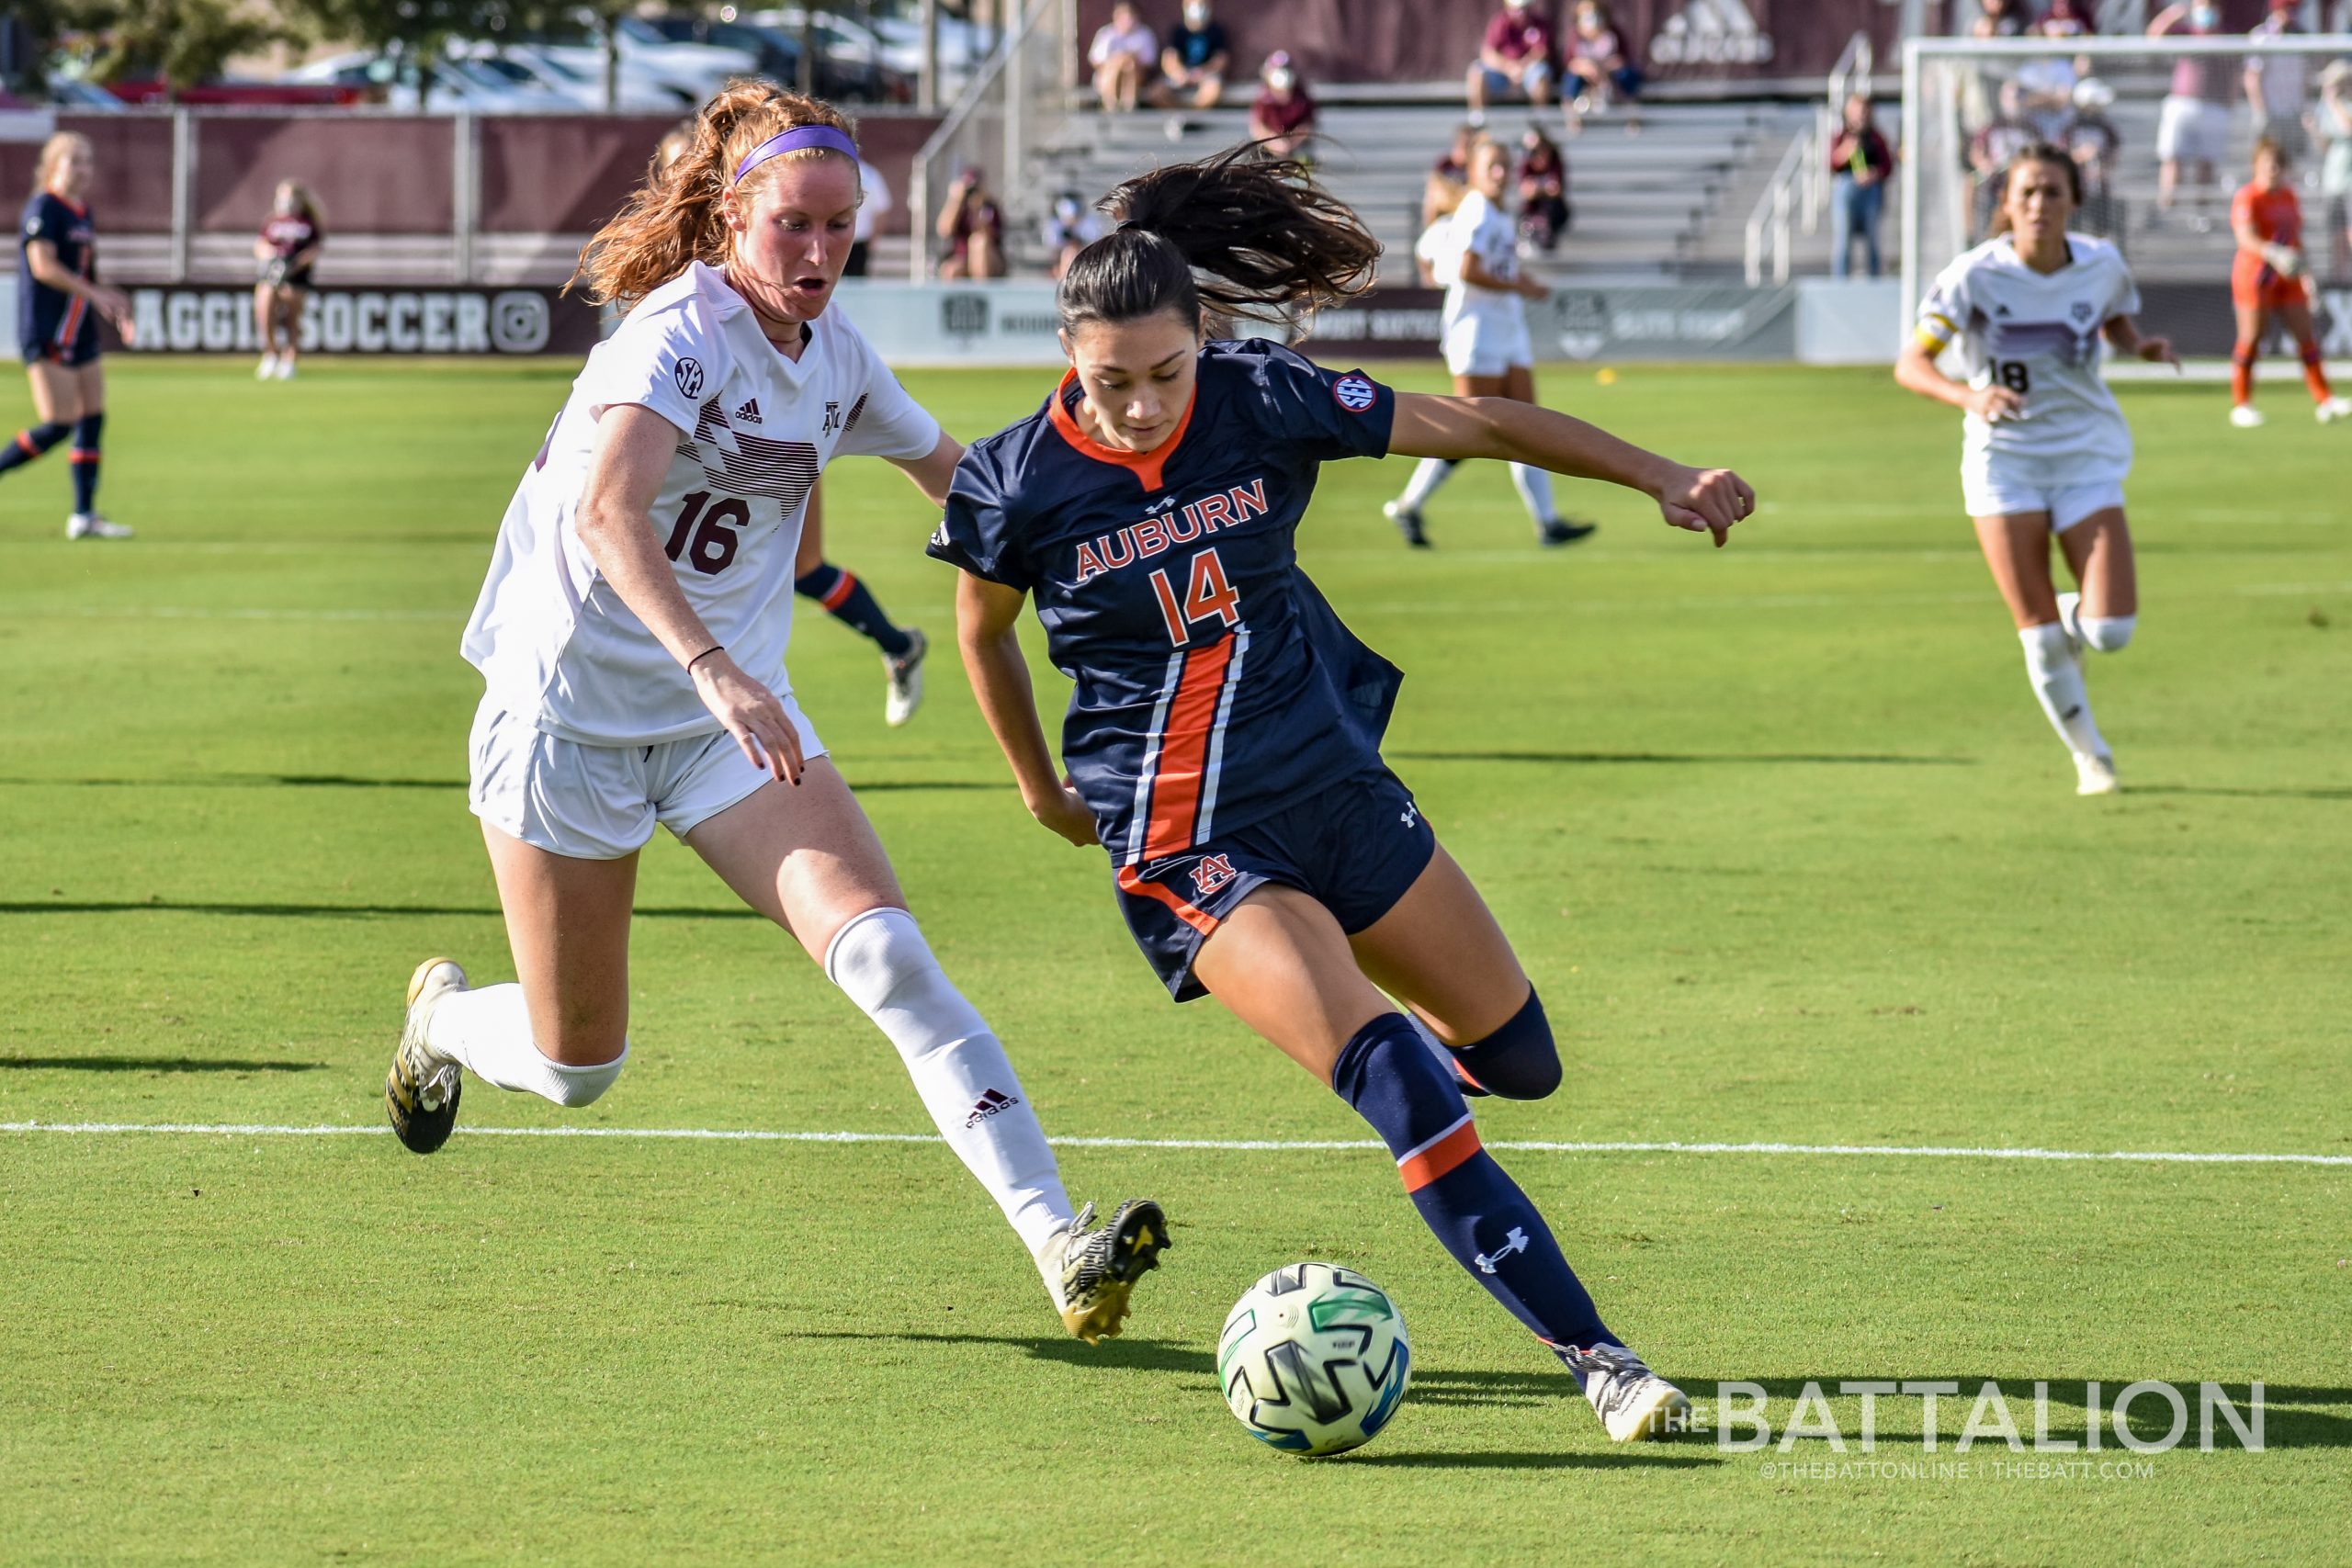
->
[1149,547,1240,647]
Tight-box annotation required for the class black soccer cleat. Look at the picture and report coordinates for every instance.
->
[385,958,467,1155]
[1537,517,1599,547]
[1382,500,1431,548]
[1042,1197,1170,1344]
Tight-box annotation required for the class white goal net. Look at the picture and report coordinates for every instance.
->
[1902,31,2352,363]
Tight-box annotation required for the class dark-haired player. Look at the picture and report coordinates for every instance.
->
[7,131,133,538]
[932,146,1753,1442]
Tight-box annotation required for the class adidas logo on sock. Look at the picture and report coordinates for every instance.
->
[964,1088,1019,1128]
[734,397,763,425]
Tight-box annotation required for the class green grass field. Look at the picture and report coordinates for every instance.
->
[2,357,2347,1564]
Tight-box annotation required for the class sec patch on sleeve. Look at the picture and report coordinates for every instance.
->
[1331,372,1378,413]
[673,357,706,399]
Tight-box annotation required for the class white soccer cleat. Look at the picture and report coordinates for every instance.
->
[1563,1343,1691,1442]
[2074,751,2120,796]
[257,354,278,379]
[2317,396,2350,425]
[275,356,297,380]
[2229,404,2266,429]
[883,626,927,728]
[66,513,131,540]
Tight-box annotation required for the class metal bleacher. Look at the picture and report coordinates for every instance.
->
[1027,97,1817,284]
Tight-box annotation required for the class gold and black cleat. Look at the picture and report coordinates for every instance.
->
[385,958,467,1155]
[1043,1197,1169,1344]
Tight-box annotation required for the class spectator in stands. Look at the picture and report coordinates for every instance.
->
[1828,94,1894,278]
[2322,61,2352,280]
[1970,0,2029,38]
[936,165,1004,278]
[1564,2,1642,132]
[1250,51,1318,164]
[1466,0,1556,129]
[1969,83,2039,236]
[2032,0,2092,39]
[253,179,323,380]
[2064,76,2126,235]
[2245,0,2315,164]
[1423,122,1479,231]
[848,153,890,276]
[1518,124,1571,251]
[1154,1,1230,110]
[1089,2,1156,114]
[2150,2,2233,218]
[1044,190,1106,279]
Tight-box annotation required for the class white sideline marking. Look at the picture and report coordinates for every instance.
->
[2,1120,2346,1166]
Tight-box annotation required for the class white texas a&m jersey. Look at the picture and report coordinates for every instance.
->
[462,262,940,745]
[1440,189,1526,336]
[1916,232,2140,477]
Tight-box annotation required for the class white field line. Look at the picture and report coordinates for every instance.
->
[11,576,2351,629]
[2,1120,2346,1166]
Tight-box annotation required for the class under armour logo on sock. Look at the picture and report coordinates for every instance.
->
[1475,1226,1530,1273]
[964,1088,1019,1128]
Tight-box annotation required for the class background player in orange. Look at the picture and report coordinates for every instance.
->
[2227,138,2350,429]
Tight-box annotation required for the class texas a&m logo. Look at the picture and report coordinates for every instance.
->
[1191,853,1238,899]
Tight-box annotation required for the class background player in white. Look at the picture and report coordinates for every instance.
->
[1896,143,2178,797]
[384,84,1165,1342]
[1384,135,1593,548]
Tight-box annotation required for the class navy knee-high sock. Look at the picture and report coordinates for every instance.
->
[0,421,68,476]
[1445,987,1562,1100]
[69,412,102,514]
[1331,1012,1619,1357]
[795,562,911,657]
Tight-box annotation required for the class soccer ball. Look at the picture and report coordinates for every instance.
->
[1217,1262,1411,1456]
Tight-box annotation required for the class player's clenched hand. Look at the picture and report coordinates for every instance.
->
[1968,384,2025,424]
[1027,775,1099,849]
[1653,464,1754,548]
[691,652,805,786]
[2138,336,2180,371]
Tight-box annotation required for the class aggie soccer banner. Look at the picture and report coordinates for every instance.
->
[113,287,602,357]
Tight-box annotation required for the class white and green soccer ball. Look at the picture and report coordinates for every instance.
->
[1217,1262,1411,1456]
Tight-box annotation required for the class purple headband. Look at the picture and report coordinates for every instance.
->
[732,124,859,183]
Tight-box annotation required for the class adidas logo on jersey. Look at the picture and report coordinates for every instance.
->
[733,397,763,425]
[965,1088,1019,1128]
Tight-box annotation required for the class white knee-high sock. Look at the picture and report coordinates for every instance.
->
[424,984,627,1108]
[1397,457,1456,511]
[825,908,1074,1261]
[1509,463,1558,524]
[2018,622,2109,759]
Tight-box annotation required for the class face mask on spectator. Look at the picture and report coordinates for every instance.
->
[1184,2,1209,24]
[1268,67,1295,92]
[2189,4,2219,26]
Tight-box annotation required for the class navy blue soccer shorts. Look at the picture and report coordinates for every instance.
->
[1113,765,1437,1002]
[22,306,100,368]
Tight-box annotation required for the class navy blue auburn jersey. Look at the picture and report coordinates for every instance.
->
[930,339,1403,866]
[20,191,93,291]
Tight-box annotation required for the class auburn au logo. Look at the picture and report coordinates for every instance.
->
[1191,853,1238,898]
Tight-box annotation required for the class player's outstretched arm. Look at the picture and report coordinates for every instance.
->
[2101,314,2178,370]
[887,430,967,508]
[575,404,805,784]
[1894,337,2027,423]
[1388,392,1754,547]
[954,571,1098,848]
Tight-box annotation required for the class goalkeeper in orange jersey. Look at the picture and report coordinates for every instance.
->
[2228,138,2350,428]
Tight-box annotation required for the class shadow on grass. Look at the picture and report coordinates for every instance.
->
[0,774,1007,794]
[2128,785,2352,801]
[1337,1450,1721,1472]
[782,1329,1213,1376]
[1389,750,1973,768]
[1717,1377,2352,1450]
[0,1055,325,1073]
[0,900,765,919]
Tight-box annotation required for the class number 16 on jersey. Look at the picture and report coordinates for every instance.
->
[1150,547,1241,647]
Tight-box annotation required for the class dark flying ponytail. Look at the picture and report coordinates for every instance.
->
[1057,143,1381,339]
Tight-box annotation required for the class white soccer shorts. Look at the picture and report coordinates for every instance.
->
[1962,453,2126,534]
[1443,314,1535,379]
[468,697,826,860]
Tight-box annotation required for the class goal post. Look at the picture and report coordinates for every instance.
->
[1901,33,2352,364]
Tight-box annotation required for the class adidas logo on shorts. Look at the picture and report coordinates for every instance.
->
[965,1088,1019,1128]
[734,397,763,425]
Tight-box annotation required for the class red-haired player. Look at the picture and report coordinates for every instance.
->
[2228,139,2350,428]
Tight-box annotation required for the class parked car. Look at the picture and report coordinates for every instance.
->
[451,42,697,113]
[104,77,366,107]
[288,51,548,112]
[642,14,909,103]
[45,77,127,112]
